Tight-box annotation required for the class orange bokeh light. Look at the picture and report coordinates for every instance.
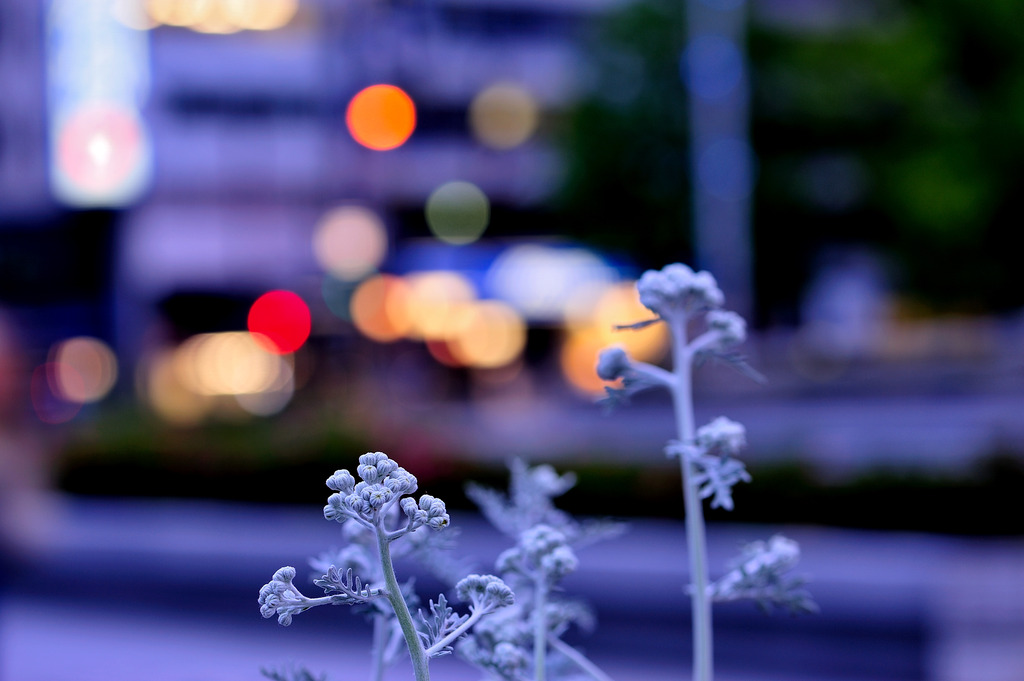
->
[346,85,416,151]
[350,274,413,342]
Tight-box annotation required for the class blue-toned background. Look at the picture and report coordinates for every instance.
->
[1,0,1023,679]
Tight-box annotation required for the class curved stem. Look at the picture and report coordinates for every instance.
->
[546,635,615,681]
[669,314,713,681]
[375,521,430,681]
[424,607,486,656]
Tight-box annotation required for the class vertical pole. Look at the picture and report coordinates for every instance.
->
[684,0,753,320]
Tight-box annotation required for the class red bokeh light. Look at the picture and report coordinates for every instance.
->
[247,290,311,354]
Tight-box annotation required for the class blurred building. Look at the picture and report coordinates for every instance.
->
[0,0,631,368]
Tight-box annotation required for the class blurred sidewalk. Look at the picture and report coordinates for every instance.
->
[2,496,1023,681]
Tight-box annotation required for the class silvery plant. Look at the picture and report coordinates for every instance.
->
[259,452,515,681]
[596,263,817,681]
[259,453,621,681]
[258,263,813,681]
[461,459,626,681]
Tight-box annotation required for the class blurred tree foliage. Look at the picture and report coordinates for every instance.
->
[557,0,1024,319]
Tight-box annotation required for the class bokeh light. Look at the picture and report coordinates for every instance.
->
[469,82,539,149]
[173,332,293,396]
[350,274,413,342]
[146,0,204,27]
[111,0,160,29]
[560,280,669,395]
[313,206,388,280]
[145,0,297,31]
[142,349,210,426]
[223,0,298,31]
[247,290,311,354]
[403,271,477,340]
[559,332,611,396]
[486,244,617,321]
[55,103,150,204]
[425,181,490,245]
[50,337,118,403]
[447,300,527,369]
[346,85,417,151]
[235,369,294,416]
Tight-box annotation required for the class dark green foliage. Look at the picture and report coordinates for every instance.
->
[560,0,1024,315]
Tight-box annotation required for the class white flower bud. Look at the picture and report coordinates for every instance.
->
[456,574,514,611]
[696,416,746,455]
[357,463,381,484]
[596,346,631,381]
[326,469,355,493]
[539,545,578,578]
[493,642,528,672]
[324,493,347,522]
[495,547,521,574]
[400,497,418,518]
[706,309,747,347]
[637,263,724,317]
[520,524,566,561]
[273,566,296,583]
[365,484,392,509]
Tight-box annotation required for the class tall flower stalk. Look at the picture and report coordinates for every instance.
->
[598,263,815,681]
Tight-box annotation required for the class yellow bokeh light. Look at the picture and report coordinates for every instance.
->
[469,82,539,150]
[223,0,298,30]
[51,336,118,403]
[425,181,490,245]
[192,6,243,35]
[560,330,612,395]
[235,359,294,415]
[173,332,289,396]
[147,0,205,26]
[350,274,413,343]
[145,0,297,31]
[447,301,527,369]
[559,280,669,394]
[568,281,668,361]
[142,349,210,425]
[403,271,477,340]
[313,206,388,281]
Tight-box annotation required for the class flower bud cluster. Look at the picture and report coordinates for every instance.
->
[706,309,747,347]
[401,494,450,531]
[695,416,747,456]
[526,463,576,498]
[458,609,530,679]
[323,452,420,525]
[596,345,631,382]
[637,263,724,317]
[498,524,578,582]
[456,574,516,612]
[258,566,309,626]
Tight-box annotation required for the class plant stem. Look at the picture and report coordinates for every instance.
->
[533,576,549,681]
[670,314,713,681]
[424,608,485,657]
[547,635,615,681]
[375,521,430,681]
